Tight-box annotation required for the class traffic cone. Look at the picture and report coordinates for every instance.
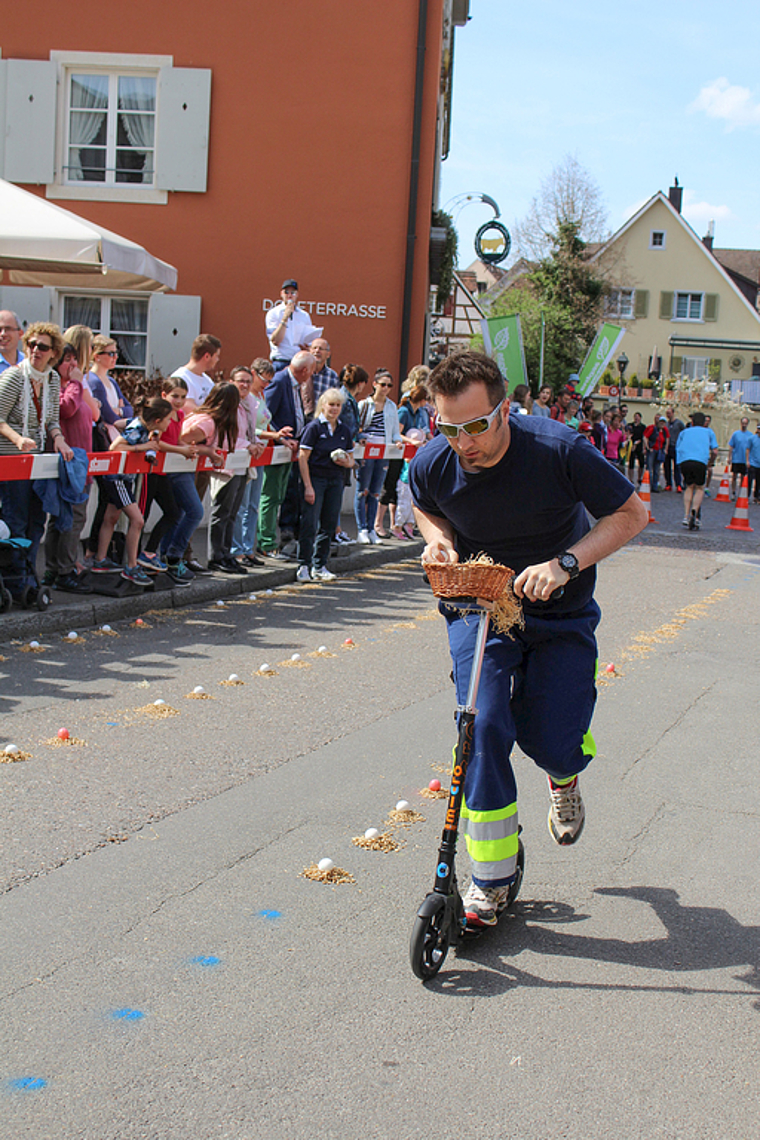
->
[726,476,753,532]
[639,469,658,524]
[714,464,731,504]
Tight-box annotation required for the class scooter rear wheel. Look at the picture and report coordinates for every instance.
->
[410,894,450,980]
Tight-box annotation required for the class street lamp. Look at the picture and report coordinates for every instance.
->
[617,352,629,384]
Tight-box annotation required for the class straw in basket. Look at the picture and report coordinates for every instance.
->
[425,555,523,635]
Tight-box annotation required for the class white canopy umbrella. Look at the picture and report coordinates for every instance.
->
[0,178,177,292]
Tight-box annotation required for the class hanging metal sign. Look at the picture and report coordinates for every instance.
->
[474,220,511,264]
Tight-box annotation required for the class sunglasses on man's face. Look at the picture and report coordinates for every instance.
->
[436,399,505,439]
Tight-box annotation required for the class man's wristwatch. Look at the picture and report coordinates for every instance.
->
[556,551,580,580]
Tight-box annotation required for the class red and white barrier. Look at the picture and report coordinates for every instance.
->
[0,442,418,482]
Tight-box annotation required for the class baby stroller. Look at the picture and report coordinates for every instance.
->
[0,535,52,612]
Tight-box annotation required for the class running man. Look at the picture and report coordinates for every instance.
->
[409,352,647,929]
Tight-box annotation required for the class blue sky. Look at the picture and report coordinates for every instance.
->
[442,0,760,265]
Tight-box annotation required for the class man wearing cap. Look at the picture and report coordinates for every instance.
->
[0,311,24,374]
[409,351,648,930]
[265,280,322,371]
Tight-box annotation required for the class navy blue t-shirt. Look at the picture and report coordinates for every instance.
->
[409,413,634,614]
[299,417,354,481]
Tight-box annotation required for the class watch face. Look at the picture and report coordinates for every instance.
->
[559,553,579,577]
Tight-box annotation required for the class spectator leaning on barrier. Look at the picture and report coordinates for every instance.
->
[0,323,72,598]
[355,369,405,545]
[138,377,202,587]
[227,366,267,567]
[0,310,25,373]
[43,342,94,594]
[258,351,314,559]
[83,334,134,565]
[170,334,222,573]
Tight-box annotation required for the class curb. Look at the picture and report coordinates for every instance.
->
[0,539,424,643]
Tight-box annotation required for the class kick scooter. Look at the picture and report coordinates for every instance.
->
[409,594,524,981]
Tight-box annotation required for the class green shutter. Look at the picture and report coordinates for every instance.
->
[634,290,649,318]
[671,355,683,375]
[659,291,673,319]
[704,294,719,321]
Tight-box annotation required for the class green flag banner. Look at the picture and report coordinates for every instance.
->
[576,323,626,398]
[480,315,527,393]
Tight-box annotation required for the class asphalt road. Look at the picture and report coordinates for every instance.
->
[1,538,759,1140]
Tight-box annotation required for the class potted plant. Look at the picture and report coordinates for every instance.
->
[625,373,639,398]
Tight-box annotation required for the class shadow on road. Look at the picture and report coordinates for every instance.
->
[428,886,760,1007]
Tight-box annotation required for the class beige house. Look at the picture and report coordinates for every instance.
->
[592,187,760,398]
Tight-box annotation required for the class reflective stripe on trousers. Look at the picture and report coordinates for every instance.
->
[461,799,519,885]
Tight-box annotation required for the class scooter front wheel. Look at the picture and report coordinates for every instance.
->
[410,893,450,980]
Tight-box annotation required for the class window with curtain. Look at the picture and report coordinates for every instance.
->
[66,72,156,186]
[674,292,703,321]
[60,295,149,375]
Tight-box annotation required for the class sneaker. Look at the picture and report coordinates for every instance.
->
[664,485,672,492]
[357,529,371,544]
[547,776,585,846]
[92,557,122,574]
[390,527,408,540]
[462,881,510,928]
[208,558,240,574]
[266,549,293,562]
[296,564,311,583]
[688,511,696,532]
[137,551,167,573]
[682,519,690,527]
[336,531,353,545]
[166,560,194,586]
[223,557,248,574]
[368,530,383,545]
[311,566,336,581]
[55,571,92,595]
[121,564,152,586]
[703,489,712,499]
[42,569,58,587]
[183,556,208,574]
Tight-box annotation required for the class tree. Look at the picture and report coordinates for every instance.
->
[487,220,605,390]
[513,154,608,262]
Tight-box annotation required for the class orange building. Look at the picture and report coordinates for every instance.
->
[0,0,470,383]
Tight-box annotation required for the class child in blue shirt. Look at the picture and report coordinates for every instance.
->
[92,397,173,584]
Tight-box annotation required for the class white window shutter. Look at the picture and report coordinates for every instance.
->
[0,286,54,325]
[155,68,211,193]
[148,293,201,377]
[2,60,57,184]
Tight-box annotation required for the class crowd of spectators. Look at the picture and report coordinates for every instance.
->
[2,286,757,606]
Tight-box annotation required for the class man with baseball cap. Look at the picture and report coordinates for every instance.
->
[265,279,323,371]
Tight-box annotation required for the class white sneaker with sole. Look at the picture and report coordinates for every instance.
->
[311,567,336,581]
[357,529,371,544]
[296,565,311,583]
[462,881,510,928]
[547,776,585,845]
[368,530,383,544]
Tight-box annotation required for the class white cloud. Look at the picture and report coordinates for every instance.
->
[681,189,733,231]
[689,78,760,130]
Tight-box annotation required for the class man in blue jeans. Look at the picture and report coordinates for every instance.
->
[410,352,648,928]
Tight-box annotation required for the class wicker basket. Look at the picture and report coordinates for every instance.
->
[425,560,514,603]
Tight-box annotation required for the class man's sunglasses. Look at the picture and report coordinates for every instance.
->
[436,399,505,439]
